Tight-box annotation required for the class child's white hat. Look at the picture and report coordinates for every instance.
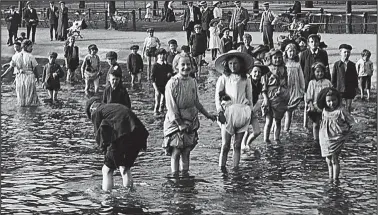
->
[146,3,151,8]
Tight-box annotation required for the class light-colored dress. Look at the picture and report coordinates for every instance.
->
[213,7,223,19]
[163,74,201,151]
[10,51,39,107]
[145,7,152,19]
[356,58,374,77]
[261,65,290,120]
[208,26,221,49]
[285,60,305,111]
[215,74,253,135]
[319,107,355,157]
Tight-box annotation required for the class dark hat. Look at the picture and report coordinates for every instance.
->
[168,39,177,45]
[21,39,33,48]
[130,45,139,50]
[220,27,230,35]
[49,52,58,58]
[109,65,122,78]
[194,24,201,29]
[263,2,269,6]
[307,34,321,41]
[88,44,98,51]
[26,1,31,5]
[209,18,220,27]
[251,45,269,57]
[181,45,190,53]
[316,87,341,110]
[85,97,101,119]
[339,44,352,50]
[146,28,154,32]
[106,51,118,59]
[252,61,270,76]
[155,48,167,55]
[14,41,21,46]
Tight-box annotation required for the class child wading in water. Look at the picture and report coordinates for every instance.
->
[331,44,358,113]
[127,45,144,87]
[306,62,332,142]
[356,49,374,101]
[283,43,305,132]
[317,87,355,184]
[142,28,160,81]
[42,52,64,103]
[64,36,79,83]
[215,51,254,169]
[163,53,216,176]
[189,24,207,78]
[81,44,102,95]
[151,48,173,116]
[208,18,221,61]
[261,49,290,143]
[86,97,149,191]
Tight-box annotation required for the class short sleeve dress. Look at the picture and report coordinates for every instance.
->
[285,60,305,111]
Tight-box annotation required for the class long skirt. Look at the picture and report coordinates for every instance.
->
[15,71,39,107]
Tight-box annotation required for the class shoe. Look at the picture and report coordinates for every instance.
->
[8,43,13,46]
[50,39,53,41]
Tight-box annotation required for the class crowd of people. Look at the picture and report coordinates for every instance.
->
[2,1,375,192]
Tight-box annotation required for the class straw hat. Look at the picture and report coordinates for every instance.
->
[146,3,151,8]
[213,1,220,6]
[252,61,269,76]
[214,50,254,73]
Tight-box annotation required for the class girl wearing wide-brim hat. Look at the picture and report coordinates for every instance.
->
[145,3,152,21]
[261,48,290,143]
[214,50,255,169]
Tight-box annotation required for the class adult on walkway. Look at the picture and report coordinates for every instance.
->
[5,6,21,46]
[183,1,201,45]
[213,1,223,19]
[164,1,176,22]
[57,1,69,41]
[199,1,213,41]
[47,1,59,41]
[23,1,39,44]
[229,1,249,43]
[259,2,278,49]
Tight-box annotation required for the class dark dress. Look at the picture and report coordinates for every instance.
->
[91,103,149,169]
[331,60,359,99]
[42,63,64,91]
[165,8,176,22]
[151,62,173,94]
[57,6,69,40]
[127,53,143,75]
[189,32,207,57]
[220,37,233,54]
[102,84,131,108]
[251,79,263,105]
[64,45,79,70]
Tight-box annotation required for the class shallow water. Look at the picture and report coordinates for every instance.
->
[1,68,377,215]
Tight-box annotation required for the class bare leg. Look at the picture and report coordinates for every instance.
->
[159,94,165,112]
[219,126,232,167]
[131,74,135,87]
[137,73,142,84]
[171,148,181,174]
[284,110,293,132]
[119,166,133,188]
[147,57,151,81]
[241,131,249,152]
[264,114,273,142]
[84,79,90,94]
[366,89,370,100]
[93,78,100,93]
[53,90,58,102]
[247,116,261,146]
[48,90,53,100]
[232,133,244,168]
[274,118,281,141]
[180,147,191,173]
[346,99,352,113]
[197,55,202,79]
[102,165,114,191]
[313,116,320,141]
[154,90,161,113]
[332,154,340,181]
[325,156,333,182]
[303,102,308,129]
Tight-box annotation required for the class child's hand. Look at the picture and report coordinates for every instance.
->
[53,73,58,78]
[178,124,188,132]
[208,114,217,122]
[217,111,226,124]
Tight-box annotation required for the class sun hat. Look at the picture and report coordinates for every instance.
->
[220,27,230,35]
[209,18,220,27]
[214,50,254,73]
[251,61,270,76]
[106,51,118,59]
[199,1,207,6]
[251,44,269,57]
[146,3,151,8]
[130,45,139,50]
[339,44,352,50]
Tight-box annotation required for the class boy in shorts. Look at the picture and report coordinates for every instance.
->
[356,49,374,101]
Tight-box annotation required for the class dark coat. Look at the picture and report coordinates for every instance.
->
[165,8,176,22]
[5,11,20,31]
[42,62,64,90]
[331,60,358,94]
[57,6,69,38]
[91,103,149,152]
[299,48,330,90]
[102,84,131,108]
[23,8,39,26]
[127,53,143,74]
[291,1,302,14]
[47,6,59,25]
[183,6,201,29]
[201,7,213,31]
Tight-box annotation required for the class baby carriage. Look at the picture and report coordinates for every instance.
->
[277,23,320,50]
[67,19,87,39]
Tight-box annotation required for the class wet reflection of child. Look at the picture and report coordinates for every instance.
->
[86,97,149,191]
[163,53,216,176]
[42,52,64,103]
[317,87,355,184]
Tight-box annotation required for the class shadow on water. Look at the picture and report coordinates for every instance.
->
[1,58,377,214]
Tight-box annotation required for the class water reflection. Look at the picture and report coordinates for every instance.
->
[317,186,351,215]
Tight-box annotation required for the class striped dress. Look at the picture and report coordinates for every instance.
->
[10,51,39,107]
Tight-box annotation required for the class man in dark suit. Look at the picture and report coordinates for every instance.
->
[182,1,201,45]
[229,1,249,43]
[47,1,59,41]
[199,1,213,41]
[23,1,39,43]
[5,6,21,46]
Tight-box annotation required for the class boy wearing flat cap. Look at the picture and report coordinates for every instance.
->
[331,44,358,113]
[127,45,144,87]
[42,52,65,103]
[166,39,179,65]
[105,51,122,84]
[259,2,278,49]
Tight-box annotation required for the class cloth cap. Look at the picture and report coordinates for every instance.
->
[339,44,352,50]
[266,48,283,58]
[109,65,122,78]
[220,27,230,35]
[59,1,65,4]
[88,44,98,51]
[214,50,254,73]
[308,34,321,41]
[106,51,118,59]
[168,39,177,45]
[49,52,58,58]
[85,97,101,119]
[21,39,33,48]
[146,28,154,32]
[252,61,270,76]
[213,1,220,6]
[234,1,241,4]
[14,41,21,46]
[26,1,31,5]
[130,45,139,50]
[199,1,207,6]
[263,2,269,6]
[194,24,201,29]
[155,48,167,56]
